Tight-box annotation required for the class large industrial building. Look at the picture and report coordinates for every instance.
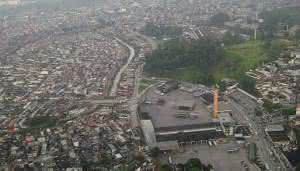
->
[139,81,234,149]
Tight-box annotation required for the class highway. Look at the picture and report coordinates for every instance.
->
[128,51,144,127]
[229,98,286,171]
[109,37,135,97]
[108,33,156,127]
[126,33,157,127]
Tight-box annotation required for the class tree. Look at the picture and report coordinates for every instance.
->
[238,75,257,95]
[260,7,300,37]
[176,164,185,171]
[294,128,300,148]
[222,32,244,46]
[266,40,287,60]
[219,80,227,92]
[262,100,282,113]
[255,108,263,116]
[143,23,182,39]
[185,158,204,170]
[295,30,300,40]
[134,152,145,162]
[161,164,173,171]
[210,12,230,26]
[99,153,113,169]
[296,163,300,171]
[282,108,296,116]
[207,164,214,171]
[144,38,224,85]
[149,147,160,158]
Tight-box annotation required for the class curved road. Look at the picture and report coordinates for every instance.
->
[110,37,135,96]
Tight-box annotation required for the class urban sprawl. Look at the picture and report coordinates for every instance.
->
[0,0,300,170]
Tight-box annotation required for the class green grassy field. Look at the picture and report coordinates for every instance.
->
[165,40,268,83]
[226,40,266,67]
[145,39,287,84]
[214,40,267,80]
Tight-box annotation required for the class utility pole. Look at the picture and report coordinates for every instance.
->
[254,27,257,40]
[254,12,258,40]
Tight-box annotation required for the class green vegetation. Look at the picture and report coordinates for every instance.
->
[81,153,113,169]
[216,40,266,80]
[145,38,223,85]
[143,23,182,39]
[296,30,300,40]
[22,116,57,133]
[144,7,295,90]
[264,39,290,61]
[263,100,282,113]
[138,84,149,94]
[0,131,7,137]
[261,7,300,38]
[161,164,173,171]
[238,75,257,95]
[262,100,296,114]
[145,36,288,91]
[17,116,57,135]
[145,37,276,86]
[226,40,265,67]
[160,158,213,171]
[210,12,230,26]
[149,147,160,158]
[140,79,157,85]
[222,32,245,46]
[282,107,296,116]
[138,78,157,93]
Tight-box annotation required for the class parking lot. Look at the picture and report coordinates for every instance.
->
[160,140,259,171]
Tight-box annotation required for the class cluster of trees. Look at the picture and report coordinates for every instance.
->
[282,108,296,116]
[143,23,183,39]
[262,99,296,115]
[209,12,230,27]
[260,7,300,38]
[296,30,300,40]
[161,158,213,171]
[288,128,300,171]
[25,116,57,129]
[144,38,224,85]
[238,74,257,95]
[144,7,297,91]
[222,31,245,46]
[263,39,288,61]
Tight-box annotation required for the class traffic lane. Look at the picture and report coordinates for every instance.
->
[229,99,282,170]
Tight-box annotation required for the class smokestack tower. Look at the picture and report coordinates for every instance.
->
[213,87,219,119]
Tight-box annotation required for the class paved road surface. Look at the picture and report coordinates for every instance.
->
[229,98,285,171]
[109,37,135,96]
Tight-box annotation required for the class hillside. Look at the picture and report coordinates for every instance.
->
[144,38,224,85]
[145,37,279,85]
[214,40,267,80]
